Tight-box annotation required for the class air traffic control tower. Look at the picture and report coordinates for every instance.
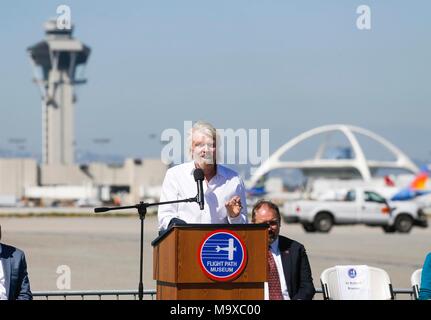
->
[28,20,90,165]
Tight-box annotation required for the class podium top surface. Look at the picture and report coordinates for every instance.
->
[151,223,268,247]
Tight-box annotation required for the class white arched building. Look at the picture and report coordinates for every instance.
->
[249,124,418,187]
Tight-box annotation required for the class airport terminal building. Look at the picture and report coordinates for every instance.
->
[0,158,167,207]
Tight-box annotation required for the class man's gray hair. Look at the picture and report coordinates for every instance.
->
[187,120,220,161]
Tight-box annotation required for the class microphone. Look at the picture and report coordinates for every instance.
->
[193,168,205,210]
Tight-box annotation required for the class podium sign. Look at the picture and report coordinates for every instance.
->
[152,224,268,300]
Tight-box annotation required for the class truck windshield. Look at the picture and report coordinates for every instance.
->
[364,191,386,204]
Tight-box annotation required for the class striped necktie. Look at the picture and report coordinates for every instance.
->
[268,247,283,300]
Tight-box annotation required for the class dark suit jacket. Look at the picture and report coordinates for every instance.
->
[278,235,315,300]
[0,243,32,300]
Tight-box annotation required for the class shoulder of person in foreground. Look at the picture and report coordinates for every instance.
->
[1,242,22,257]
[278,235,315,300]
[278,235,307,251]
[1,243,32,300]
[424,252,431,267]
[164,162,194,176]
[419,253,431,300]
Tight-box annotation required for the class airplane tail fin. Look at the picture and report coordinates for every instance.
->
[410,167,430,190]
[391,167,430,201]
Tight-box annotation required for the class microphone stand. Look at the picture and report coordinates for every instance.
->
[94,196,197,301]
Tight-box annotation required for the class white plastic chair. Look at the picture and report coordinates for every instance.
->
[320,265,394,300]
[411,269,422,300]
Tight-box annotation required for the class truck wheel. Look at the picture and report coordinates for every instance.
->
[313,213,333,233]
[302,223,316,233]
[382,226,396,233]
[394,214,413,233]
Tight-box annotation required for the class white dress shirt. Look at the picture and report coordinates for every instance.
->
[264,237,290,300]
[158,161,248,231]
[0,244,8,300]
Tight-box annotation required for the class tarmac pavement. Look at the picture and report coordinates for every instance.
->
[0,214,429,299]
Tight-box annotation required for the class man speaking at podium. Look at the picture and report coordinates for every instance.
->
[158,121,248,231]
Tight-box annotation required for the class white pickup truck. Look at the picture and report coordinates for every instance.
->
[282,188,428,233]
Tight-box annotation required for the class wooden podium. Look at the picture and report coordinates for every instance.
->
[152,224,268,300]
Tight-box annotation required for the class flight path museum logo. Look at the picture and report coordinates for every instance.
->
[198,230,247,281]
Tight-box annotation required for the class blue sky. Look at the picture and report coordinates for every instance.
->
[0,0,430,164]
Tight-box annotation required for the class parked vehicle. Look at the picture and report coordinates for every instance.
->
[283,188,428,233]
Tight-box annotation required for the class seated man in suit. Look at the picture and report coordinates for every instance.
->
[0,224,32,300]
[252,200,315,300]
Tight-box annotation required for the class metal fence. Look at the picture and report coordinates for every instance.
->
[33,288,415,300]
[33,289,156,300]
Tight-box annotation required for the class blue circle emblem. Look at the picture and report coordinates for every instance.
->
[198,230,247,281]
[348,268,357,278]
